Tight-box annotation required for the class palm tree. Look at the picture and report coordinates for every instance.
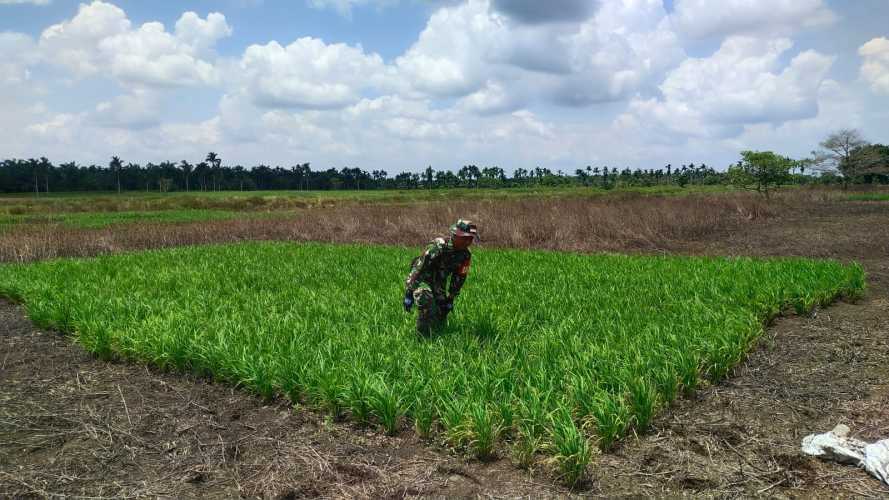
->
[194,161,209,191]
[109,156,123,194]
[179,160,193,192]
[457,166,473,187]
[424,166,434,189]
[38,157,51,193]
[575,168,588,186]
[27,158,39,196]
[206,152,222,191]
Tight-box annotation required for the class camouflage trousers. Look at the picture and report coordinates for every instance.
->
[412,283,450,335]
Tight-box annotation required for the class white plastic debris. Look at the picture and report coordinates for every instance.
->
[801,424,889,486]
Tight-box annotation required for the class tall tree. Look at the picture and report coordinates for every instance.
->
[179,160,193,192]
[194,161,209,191]
[812,129,870,188]
[457,165,473,187]
[206,152,222,191]
[424,165,434,189]
[109,156,123,194]
[38,157,51,193]
[575,168,588,186]
[28,158,40,196]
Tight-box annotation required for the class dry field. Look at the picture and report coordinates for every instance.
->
[1,188,888,498]
[1,192,771,262]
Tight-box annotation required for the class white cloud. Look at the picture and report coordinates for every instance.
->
[0,32,39,85]
[158,117,222,147]
[458,80,522,114]
[394,0,684,110]
[175,12,233,53]
[92,90,160,129]
[38,1,230,87]
[491,109,554,140]
[859,37,889,96]
[38,1,131,76]
[618,36,834,139]
[393,0,496,98]
[237,37,387,109]
[26,112,84,143]
[672,0,836,39]
[306,0,397,17]
[729,79,863,157]
[97,21,219,86]
[260,110,336,151]
[0,32,50,158]
[208,93,468,160]
[336,95,463,148]
[553,0,684,105]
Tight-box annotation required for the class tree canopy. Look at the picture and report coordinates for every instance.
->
[728,151,795,198]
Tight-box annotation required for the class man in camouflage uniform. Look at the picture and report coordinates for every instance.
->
[403,219,479,335]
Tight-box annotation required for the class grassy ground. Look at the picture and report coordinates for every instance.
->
[0,185,734,216]
[0,241,863,482]
[846,192,889,201]
[0,208,302,231]
[0,209,247,230]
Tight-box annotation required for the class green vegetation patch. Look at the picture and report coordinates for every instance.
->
[0,242,863,474]
[0,209,291,229]
[0,185,734,216]
[845,193,889,202]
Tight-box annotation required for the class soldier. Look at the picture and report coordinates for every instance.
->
[403,219,479,335]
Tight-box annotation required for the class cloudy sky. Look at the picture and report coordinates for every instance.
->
[1,0,887,172]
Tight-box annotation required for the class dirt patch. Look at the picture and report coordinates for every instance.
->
[2,194,889,497]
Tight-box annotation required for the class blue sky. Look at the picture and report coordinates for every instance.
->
[1,0,887,172]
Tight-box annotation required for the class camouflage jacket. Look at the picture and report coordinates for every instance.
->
[405,237,471,300]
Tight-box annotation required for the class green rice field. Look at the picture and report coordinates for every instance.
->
[846,193,889,202]
[0,242,864,481]
[0,209,240,229]
[0,208,301,230]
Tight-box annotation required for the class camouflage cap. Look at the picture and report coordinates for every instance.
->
[450,219,479,241]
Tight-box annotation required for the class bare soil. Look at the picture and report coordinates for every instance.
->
[2,195,888,498]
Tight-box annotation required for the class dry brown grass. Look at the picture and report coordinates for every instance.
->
[0,193,771,263]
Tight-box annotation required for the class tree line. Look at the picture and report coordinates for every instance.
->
[727,129,889,197]
[2,131,886,194]
[0,155,732,194]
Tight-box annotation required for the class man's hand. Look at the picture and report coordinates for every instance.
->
[403,289,414,312]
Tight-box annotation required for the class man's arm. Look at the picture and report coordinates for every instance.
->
[405,238,444,292]
[447,254,471,301]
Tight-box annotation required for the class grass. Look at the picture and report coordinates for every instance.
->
[0,185,736,216]
[0,209,259,229]
[0,242,864,476]
[846,193,889,202]
[0,193,773,263]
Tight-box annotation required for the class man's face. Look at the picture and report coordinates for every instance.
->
[453,235,474,250]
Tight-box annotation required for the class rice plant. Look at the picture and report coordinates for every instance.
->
[548,408,592,486]
[0,241,864,481]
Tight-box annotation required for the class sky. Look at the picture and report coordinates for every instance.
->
[1,0,888,173]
